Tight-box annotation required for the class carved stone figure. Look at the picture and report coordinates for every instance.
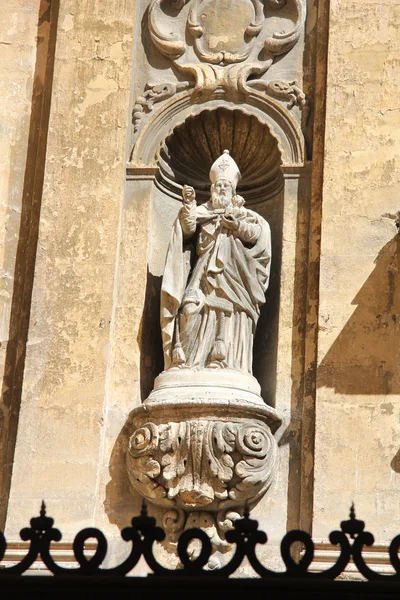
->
[161,150,271,373]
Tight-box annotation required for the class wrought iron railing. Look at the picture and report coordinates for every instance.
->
[0,502,399,582]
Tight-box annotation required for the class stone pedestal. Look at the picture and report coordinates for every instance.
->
[127,369,281,543]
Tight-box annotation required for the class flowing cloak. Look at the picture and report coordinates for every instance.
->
[160,203,271,370]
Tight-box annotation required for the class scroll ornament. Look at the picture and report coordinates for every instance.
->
[147,0,306,94]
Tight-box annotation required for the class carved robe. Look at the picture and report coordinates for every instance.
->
[161,200,271,372]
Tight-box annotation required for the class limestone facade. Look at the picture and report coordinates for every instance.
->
[1,0,400,574]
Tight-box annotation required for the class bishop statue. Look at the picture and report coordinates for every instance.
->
[161,150,271,374]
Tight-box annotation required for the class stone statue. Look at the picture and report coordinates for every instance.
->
[161,150,271,373]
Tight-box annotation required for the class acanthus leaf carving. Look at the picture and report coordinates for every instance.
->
[127,414,279,526]
[160,422,189,490]
[126,454,167,504]
[207,422,235,486]
[127,423,175,507]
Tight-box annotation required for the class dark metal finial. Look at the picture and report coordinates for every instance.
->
[140,499,148,518]
[341,502,364,539]
[8,505,400,578]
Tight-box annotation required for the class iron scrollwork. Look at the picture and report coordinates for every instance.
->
[1,502,400,581]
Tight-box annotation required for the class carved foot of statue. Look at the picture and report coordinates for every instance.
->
[206,360,226,369]
[209,339,226,362]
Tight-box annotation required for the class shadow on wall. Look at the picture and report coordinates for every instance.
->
[105,269,163,529]
[138,269,163,401]
[104,412,143,530]
[317,235,400,395]
[253,191,283,408]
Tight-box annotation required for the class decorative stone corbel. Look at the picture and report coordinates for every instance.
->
[126,371,281,546]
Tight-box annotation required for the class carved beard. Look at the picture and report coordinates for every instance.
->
[211,190,233,209]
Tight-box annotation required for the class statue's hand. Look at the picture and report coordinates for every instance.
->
[182,185,196,204]
[221,213,239,231]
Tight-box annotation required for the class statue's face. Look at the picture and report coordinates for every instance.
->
[211,179,233,209]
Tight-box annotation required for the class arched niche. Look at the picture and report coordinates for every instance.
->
[131,103,301,408]
[130,90,305,168]
[157,107,282,203]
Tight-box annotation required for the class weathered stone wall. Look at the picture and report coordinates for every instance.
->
[314,0,400,540]
[5,0,139,539]
[0,1,39,365]
[0,0,42,528]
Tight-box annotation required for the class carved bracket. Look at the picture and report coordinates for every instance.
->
[127,419,277,509]
[126,373,281,545]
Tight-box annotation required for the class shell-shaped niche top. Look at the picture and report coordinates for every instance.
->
[157,108,282,203]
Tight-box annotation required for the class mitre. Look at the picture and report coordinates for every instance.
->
[209,150,241,188]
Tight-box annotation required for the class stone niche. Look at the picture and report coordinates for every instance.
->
[113,0,310,564]
[151,107,284,406]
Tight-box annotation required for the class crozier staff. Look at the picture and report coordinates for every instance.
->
[161,150,271,373]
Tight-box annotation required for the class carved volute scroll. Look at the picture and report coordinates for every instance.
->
[263,0,305,55]
[148,0,187,61]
